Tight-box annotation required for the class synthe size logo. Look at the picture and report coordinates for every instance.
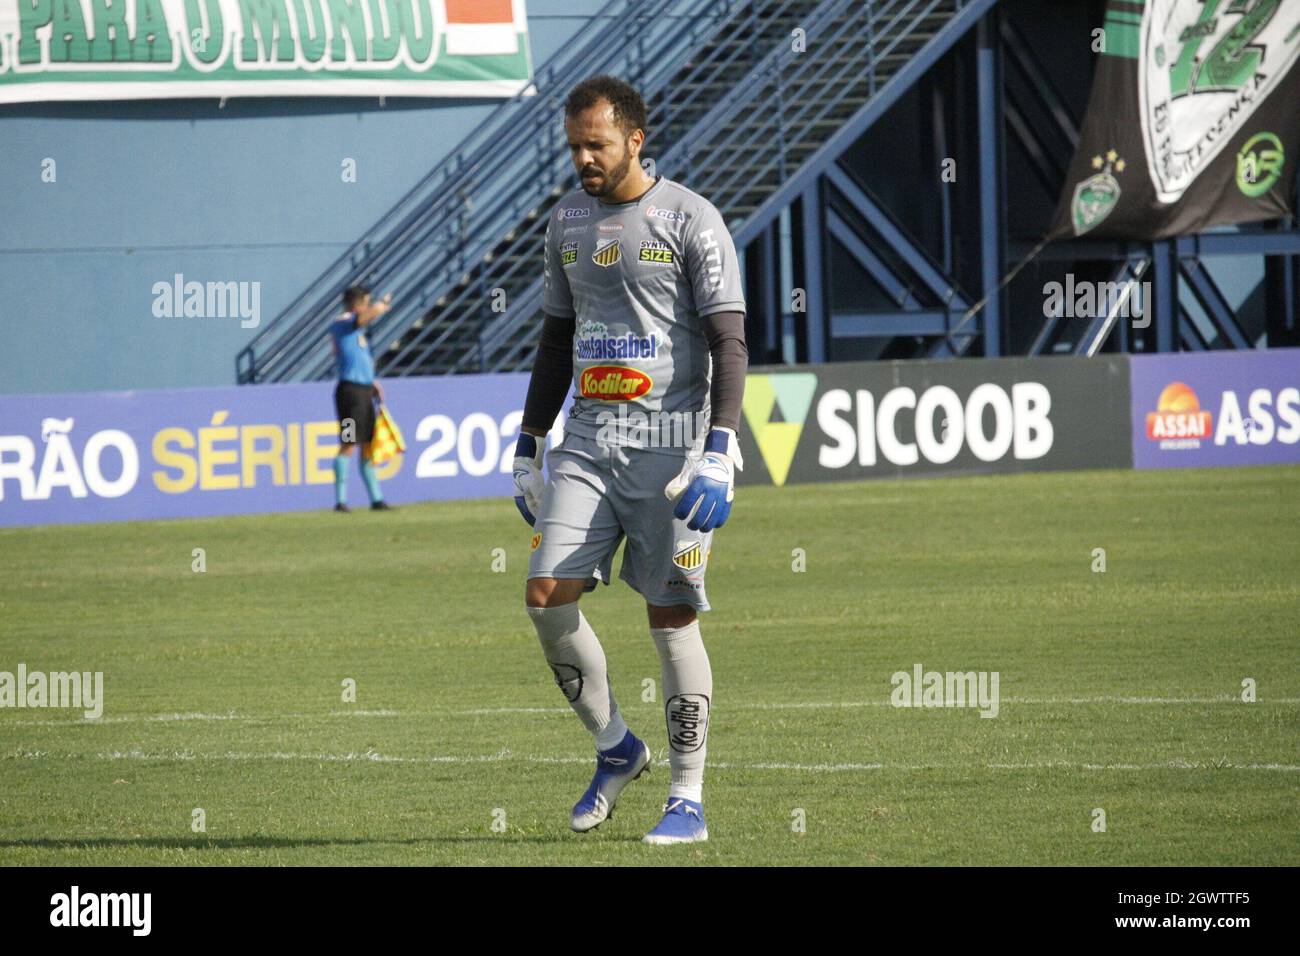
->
[560,241,578,266]
[1140,0,1300,203]
[638,240,675,264]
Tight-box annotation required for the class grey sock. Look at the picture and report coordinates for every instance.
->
[527,602,627,750]
[650,620,711,802]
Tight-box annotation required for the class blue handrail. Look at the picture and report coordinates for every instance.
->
[236,0,743,383]
[472,0,977,373]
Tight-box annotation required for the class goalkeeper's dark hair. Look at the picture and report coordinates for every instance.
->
[343,286,371,310]
[565,75,647,140]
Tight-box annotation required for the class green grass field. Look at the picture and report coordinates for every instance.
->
[1,464,1297,866]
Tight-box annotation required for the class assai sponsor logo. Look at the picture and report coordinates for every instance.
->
[645,204,687,225]
[666,693,709,753]
[1146,381,1212,447]
[592,237,622,267]
[558,207,590,221]
[1145,380,1300,450]
[638,239,675,265]
[560,240,578,266]
[574,320,659,361]
[579,365,653,401]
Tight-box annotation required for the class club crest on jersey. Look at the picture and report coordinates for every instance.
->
[672,541,704,571]
[592,237,622,267]
[638,239,675,264]
[579,365,652,400]
[560,241,578,266]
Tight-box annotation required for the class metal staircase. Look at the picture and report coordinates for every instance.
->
[237,0,996,383]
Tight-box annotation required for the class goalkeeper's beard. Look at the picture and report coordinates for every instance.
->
[583,149,634,198]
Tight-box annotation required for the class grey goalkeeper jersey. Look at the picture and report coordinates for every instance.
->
[542,175,746,456]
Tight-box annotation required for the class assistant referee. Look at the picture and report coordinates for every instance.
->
[330,285,393,512]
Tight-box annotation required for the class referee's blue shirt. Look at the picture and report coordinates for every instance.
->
[331,313,375,385]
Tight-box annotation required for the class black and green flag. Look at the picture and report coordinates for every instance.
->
[1051,0,1300,240]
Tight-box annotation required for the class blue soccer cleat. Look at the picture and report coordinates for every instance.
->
[570,730,651,833]
[642,797,708,845]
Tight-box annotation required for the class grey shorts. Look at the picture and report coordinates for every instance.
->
[527,431,714,611]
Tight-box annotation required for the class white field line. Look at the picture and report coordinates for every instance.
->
[464,696,1300,714]
[1,748,1297,773]
[5,695,1296,727]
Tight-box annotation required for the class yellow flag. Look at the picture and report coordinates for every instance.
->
[371,404,407,465]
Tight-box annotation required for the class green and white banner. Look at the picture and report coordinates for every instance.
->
[1052,0,1300,240]
[0,0,533,103]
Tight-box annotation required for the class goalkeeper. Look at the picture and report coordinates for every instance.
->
[512,76,748,845]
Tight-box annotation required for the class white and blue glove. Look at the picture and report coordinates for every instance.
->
[512,433,545,526]
[664,427,744,532]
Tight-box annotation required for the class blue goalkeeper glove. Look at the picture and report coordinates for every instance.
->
[664,427,743,532]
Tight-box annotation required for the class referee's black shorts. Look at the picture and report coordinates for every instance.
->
[334,380,377,445]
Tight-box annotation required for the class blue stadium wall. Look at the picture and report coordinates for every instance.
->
[0,1,606,396]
